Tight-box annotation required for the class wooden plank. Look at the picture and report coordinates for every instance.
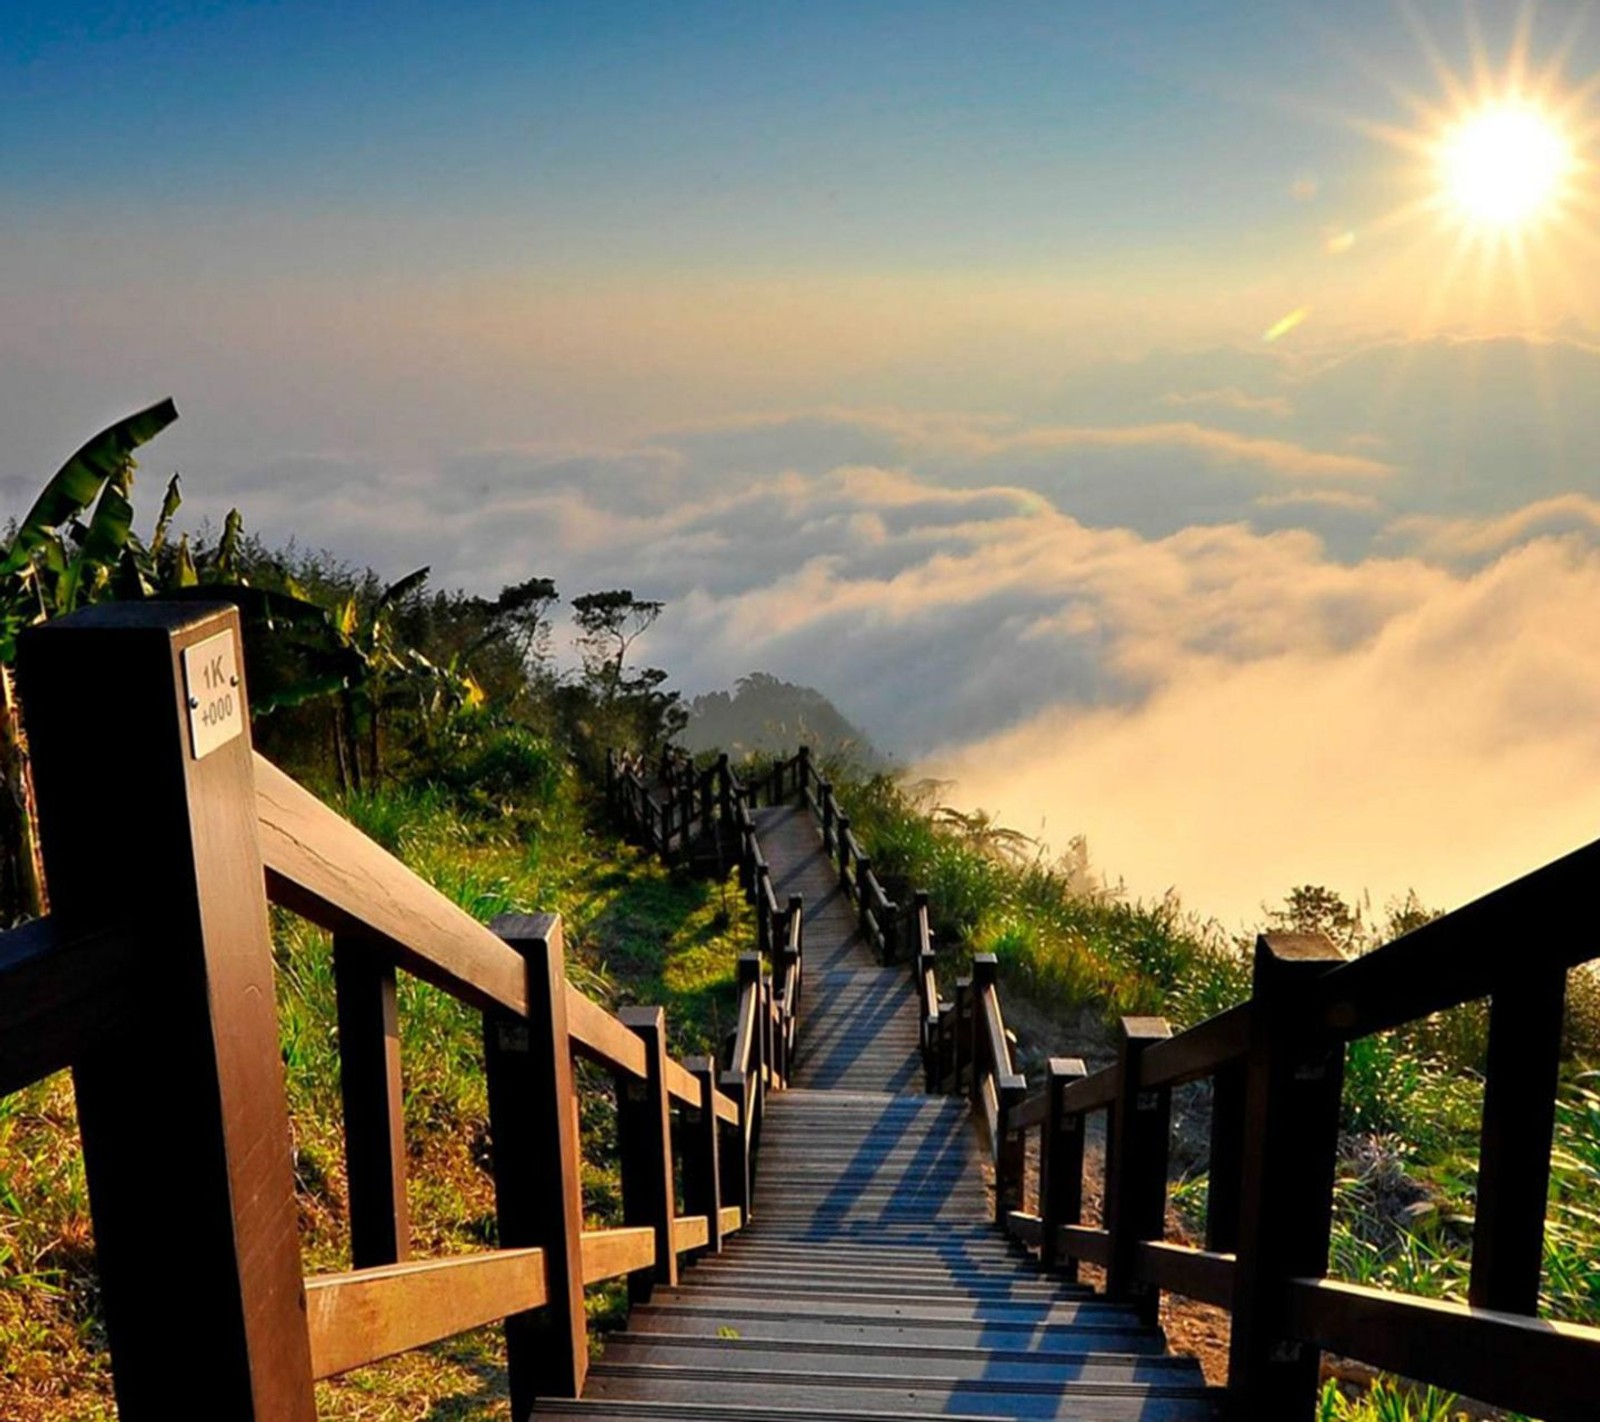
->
[1285,1277,1600,1422]
[484,913,586,1404]
[305,1248,547,1379]
[1057,1224,1112,1267]
[1006,1211,1043,1246]
[581,1227,657,1285]
[1060,1067,1118,1115]
[567,986,648,1079]
[664,1055,700,1107]
[0,919,146,1098]
[719,1205,744,1236]
[711,1086,739,1126]
[21,603,317,1421]
[255,753,528,1015]
[1010,1087,1050,1131]
[333,934,409,1267]
[672,1214,710,1254]
[1472,969,1566,1312]
[1134,1242,1235,1308]
[1140,1003,1252,1089]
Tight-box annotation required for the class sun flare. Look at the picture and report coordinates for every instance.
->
[1438,102,1573,230]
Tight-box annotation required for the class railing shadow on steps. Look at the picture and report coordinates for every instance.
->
[0,602,772,1421]
[743,742,1600,1422]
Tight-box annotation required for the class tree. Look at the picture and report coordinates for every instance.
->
[563,590,684,764]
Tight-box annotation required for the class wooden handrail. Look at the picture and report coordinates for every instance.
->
[256,753,530,1015]
[306,1247,548,1380]
[0,918,147,1098]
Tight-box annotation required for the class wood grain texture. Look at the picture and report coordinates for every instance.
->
[306,1249,547,1379]
[256,753,527,1015]
[21,603,316,1421]
[581,1227,657,1285]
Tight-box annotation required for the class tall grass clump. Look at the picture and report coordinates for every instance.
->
[833,768,1248,1033]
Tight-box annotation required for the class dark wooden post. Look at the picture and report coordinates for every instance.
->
[835,815,851,889]
[756,863,773,956]
[1227,932,1346,1422]
[954,977,973,1093]
[797,744,811,802]
[1104,1017,1172,1324]
[333,931,410,1267]
[717,752,732,829]
[855,854,872,940]
[1040,1057,1088,1277]
[683,1056,723,1252]
[619,1006,679,1303]
[968,957,996,1110]
[485,912,587,1406]
[996,1077,1027,1226]
[820,782,834,849]
[19,602,316,1421]
[1470,970,1567,1312]
[1206,1059,1246,1254]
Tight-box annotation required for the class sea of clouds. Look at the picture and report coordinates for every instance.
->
[10,330,1600,928]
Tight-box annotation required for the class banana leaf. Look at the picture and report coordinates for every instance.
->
[149,474,182,557]
[1,398,177,576]
[61,477,136,611]
[378,566,430,609]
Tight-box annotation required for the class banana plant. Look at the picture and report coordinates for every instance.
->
[0,398,181,661]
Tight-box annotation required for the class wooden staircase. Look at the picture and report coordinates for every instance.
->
[549,801,1217,1420]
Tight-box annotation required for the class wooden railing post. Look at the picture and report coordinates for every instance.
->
[855,854,872,940]
[756,863,773,956]
[333,931,410,1267]
[954,976,973,1093]
[796,744,811,801]
[1227,932,1345,1422]
[1040,1058,1088,1277]
[18,602,316,1420]
[835,815,851,889]
[683,1056,723,1253]
[485,911,587,1406]
[1104,1017,1173,1325]
[717,752,732,829]
[1470,969,1566,1312]
[820,782,834,850]
[1206,1059,1246,1254]
[618,1006,678,1303]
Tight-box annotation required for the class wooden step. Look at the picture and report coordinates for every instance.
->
[579,1362,1219,1419]
[625,1300,1165,1352]
[600,1333,1202,1386]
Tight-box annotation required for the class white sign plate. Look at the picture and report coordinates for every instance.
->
[182,630,243,760]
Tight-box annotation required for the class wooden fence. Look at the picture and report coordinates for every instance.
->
[747,744,1600,1422]
[0,602,777,1420]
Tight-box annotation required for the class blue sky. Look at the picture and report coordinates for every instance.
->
[5,2,1600,924]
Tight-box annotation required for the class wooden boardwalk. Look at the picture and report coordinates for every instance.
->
[551,804,1217,1420]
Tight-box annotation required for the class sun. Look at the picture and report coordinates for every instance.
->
[1437,101,1574,231]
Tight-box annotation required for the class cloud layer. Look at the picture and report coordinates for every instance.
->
[13,331,1600,927]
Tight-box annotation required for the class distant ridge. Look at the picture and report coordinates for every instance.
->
[677,672,887,771]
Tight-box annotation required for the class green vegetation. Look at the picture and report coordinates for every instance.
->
[0,406,734,1419]
[1,762,750,1420]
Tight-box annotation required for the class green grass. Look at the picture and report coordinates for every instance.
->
[0,759,751,1420]
[834,769,1249,1032]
